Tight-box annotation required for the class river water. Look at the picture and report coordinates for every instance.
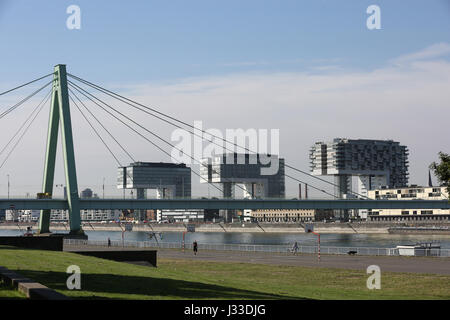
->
[2,229,450,248]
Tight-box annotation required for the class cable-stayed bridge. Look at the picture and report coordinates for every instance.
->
[1,65,449,235]
[1,198,447,211]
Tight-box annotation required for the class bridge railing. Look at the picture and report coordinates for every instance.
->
[63,239,450,257]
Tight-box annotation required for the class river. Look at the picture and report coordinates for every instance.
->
[1,229,450,248]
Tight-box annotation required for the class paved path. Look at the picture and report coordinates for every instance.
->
[64,245,450,275]
[157,249,450,275]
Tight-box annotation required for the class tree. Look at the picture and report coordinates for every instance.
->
[429,152,450,198]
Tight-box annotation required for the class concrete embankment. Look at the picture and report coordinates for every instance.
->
[0,222,411,234]
[2,222,450,234]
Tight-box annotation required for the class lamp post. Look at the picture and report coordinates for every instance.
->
[7,174,10,199]
[311,231,321,262]
[307,228,321,262]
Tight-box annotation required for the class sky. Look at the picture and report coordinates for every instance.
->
[0,0,449,198]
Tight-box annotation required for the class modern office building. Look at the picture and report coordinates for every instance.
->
[48,208,121,222]
[200,153,285,199]
[5,210,19,222]
[367,186,450,221]
[118,162,192,220]
[18,210,40,222]
[118,162,191,198]
[78,187,121,221]
[80,188,94,199]
[310,138,409,219]
[200,153,285,222]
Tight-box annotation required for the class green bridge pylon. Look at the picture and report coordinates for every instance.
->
[38,65,83,235]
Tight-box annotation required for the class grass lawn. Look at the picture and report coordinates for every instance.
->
[0,246,449,300]
[0,280,26,299]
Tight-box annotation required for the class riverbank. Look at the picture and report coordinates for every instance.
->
[1,245,450,299]
[2,221,450,234]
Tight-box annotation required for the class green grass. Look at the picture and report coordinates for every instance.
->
[0,280,26,299]
[0,246,449,300]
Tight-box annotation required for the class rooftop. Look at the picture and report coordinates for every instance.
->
[124,162,188,169]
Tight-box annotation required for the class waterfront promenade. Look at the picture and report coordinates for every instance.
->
[156,248,450,275]
[62,241,450,275]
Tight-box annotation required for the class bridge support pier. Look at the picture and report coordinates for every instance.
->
[38,65,83,235]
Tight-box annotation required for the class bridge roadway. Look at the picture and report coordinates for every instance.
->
[0,198,449,210]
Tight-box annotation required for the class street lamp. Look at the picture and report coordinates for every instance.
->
[309,230,321,262]
[7,174,10,199]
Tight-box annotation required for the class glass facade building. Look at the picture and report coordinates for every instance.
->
[200,153,285,199]
[118,162,191,198]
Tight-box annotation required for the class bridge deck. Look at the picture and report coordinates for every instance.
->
[1,198,449,210]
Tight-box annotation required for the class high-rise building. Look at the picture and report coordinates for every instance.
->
[200,153,285,199]
[310,138,409,219]
[118,162,191,198]
[200,153,285,222]
[117,162,192,221]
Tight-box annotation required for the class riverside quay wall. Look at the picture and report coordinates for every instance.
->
[2,221,450,234]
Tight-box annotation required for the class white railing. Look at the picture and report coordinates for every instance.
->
[63,239,450,257]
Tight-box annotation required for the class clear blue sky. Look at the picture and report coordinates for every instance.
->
[1,0,449,82]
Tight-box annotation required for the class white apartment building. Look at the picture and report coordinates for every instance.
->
[50,209,121,222]
[367,186,449,221]
[250,209,315,222]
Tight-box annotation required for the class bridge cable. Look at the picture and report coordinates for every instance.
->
[68,81,265,197]
[68,78,334,198]
[68,80,277,196]
[0,90,51,170]
[68,87,136,163]
[0,73,53,96]
[69,94,125,167]
[0,89,53,159]
[284,173,338,199]
[0,80,53,120]
[68,89,138,188]
[67,74,369,199]
[67,81,225,194]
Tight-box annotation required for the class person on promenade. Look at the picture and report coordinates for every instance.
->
[108,237,111,247]
[193,240,198,255]
[292,241,299,255]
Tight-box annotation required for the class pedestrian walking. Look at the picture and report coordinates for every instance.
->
[193,240,198,255]
[108,237,111,247]
[292,241,299,255]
